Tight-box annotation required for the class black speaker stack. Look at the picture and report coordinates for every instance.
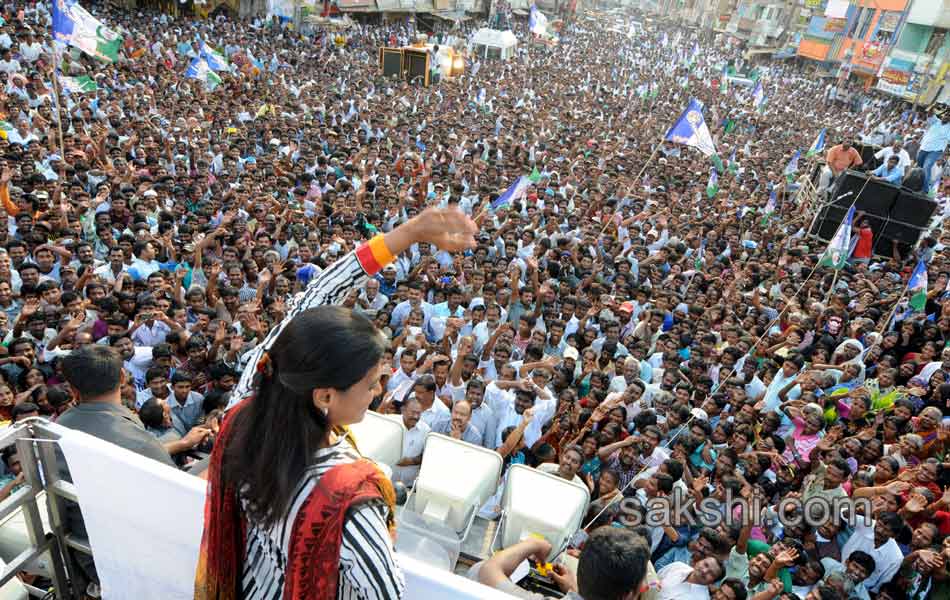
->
[808,169,938,255]
[378,47,431,86]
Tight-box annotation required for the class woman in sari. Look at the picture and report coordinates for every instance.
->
[913,406,947,461]
[195,208,477,600]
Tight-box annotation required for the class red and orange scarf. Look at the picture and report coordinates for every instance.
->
[194,400,396,600]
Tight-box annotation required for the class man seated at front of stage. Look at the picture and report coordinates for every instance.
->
[473,526,651,600]
[870,155,904,186]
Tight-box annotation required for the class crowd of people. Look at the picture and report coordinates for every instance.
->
[2,0,950,598]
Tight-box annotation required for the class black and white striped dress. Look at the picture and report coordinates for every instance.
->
[240,436,406,599]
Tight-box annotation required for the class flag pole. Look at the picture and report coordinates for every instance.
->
[50,43,67,169]
[598,138,664,237]
[823,269,840,305]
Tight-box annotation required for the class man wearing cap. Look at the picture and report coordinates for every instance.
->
[376,263,399,297]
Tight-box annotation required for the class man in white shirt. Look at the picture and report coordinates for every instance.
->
[389,281,433,332]
[356,277,389,316]
[486,378,555,449]
[874,140,912,176]
[431,399,482,446]
[412,374,450,428]
[463,379,497,448]
[536,445,586,487]
[18,33,43,63]
[656,558,724,600]
[609,356,643,393]
[93,247,128,284]
[0,49,20,74]
[111,334,153,390]
[392,397,430,487]
[840,512,905,593]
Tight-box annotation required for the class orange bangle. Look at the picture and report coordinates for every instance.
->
[368,235,395,266]
[356,235,395,275]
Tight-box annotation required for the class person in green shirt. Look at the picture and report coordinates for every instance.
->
[722,521,794,594]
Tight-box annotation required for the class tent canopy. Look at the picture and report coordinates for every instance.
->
[471,28,518,50]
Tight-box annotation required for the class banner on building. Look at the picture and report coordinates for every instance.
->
[877,11,901,31]
[877,67,923,101]
[882,69,911,86]
[823,18,846,33]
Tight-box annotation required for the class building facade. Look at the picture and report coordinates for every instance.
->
[876,0,950,104]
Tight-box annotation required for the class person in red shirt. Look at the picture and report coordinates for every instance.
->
[852,216,873,264]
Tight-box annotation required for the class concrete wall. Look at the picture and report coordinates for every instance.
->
[907,0,950,28]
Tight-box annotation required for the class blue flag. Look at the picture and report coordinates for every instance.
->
[53,0,122,62]
[186,56,222,89]
[807,129,826,157]
[200,42,228,71]
[818,205,855,270]
[751,81,765,108]
[784,150,801,182]
[529,5,548,35]
[665,99,717,157]
[909,260,929,312]
[492,177,531,210]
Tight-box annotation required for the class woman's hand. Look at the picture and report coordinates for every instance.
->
[395,207,478,253]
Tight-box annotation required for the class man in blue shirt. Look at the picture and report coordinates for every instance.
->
[870,155,903,186]
[917,112,950,190]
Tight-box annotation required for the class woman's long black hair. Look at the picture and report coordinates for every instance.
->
[221,305,386,529]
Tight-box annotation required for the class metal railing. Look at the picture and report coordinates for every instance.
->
[0,419,92,600]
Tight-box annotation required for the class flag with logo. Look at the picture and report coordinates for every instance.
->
[200,42,228,71]
[784,150,800,183]
[665,98,717,157]
[528,166,541,183]
[529,5,548,36]
[706,169,719,198]
[751,80,765,109]
[52,0,122,63]
[807,129,826,157]
[908,260,929,312]
[728,148,739,176]
[186,56,222,90]
[760,189,776,225]
[719,65,728,94]
[723,118,737,135]
[492,176,531,210]
[60,75,98,94]
[818,205,855,270]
